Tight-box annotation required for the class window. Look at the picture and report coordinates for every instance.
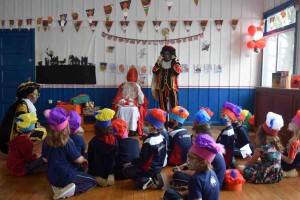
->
[261,1,297,87]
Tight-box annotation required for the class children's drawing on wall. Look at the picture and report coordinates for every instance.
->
[204,64,212,73]
[181,64,189,73]
[139,65,147,75]
[138,48,147,58]
[106,46,115,53]
[138,75,146,86]
[214,64,222,73]
[117,64,126,73]
[194,64,202,73]
[201,40,210,51]
[108,63,116,73]
[100,62,107,72]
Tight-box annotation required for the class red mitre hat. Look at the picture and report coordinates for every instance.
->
[127,66,138,83]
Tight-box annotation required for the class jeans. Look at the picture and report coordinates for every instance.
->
[72,171,97,195]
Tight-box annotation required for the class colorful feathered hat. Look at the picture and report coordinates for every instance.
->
[292,110,300,127]
[262,112,284,136]
[144,108,167,129]
[160,45,176,56]
[16,81,40,99]
[15,113,37,132]
[94,108,115,128]
[221,102,241,121]
[194,107,214,126]
[47,107,69,131]
[238,109,249,121]
[169,106,189,124]
[67,111,81,134]
[111,118,128,139]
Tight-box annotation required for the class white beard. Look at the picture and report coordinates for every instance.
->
[122,82,138,100]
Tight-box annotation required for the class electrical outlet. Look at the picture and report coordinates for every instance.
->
[48,99,53,104]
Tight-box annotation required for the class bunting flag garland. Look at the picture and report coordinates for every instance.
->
[104,5,113,21]
[9,20,14,30]
[120,1,131,20]
[120,21,129,32]
[36,17,42,31]
[42,20,49,31]
[58,14,67,32]
[153,21,161,32]
[214,20,223,30]
[231,19,239,30]
[141,0,151,16]
[73,21,82,32]
[200,20,208,32]
[17,19,23,31]
[26,19,32,30]
[194,0,199,6]
[169,20,177,32]
[102,31,202,45]
[104,21,113,33]
[89,21,98,32]
[1,20,5,31]
[86,9,95,23]
[136,21,145,33]
[184,20,192,32]
[165,0,174,11]
[47,16,54,30]
[71,12,79,20]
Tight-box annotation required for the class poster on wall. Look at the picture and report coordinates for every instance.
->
[108,63,117,73]
[214,64,222,73]
[194,64,202,73]
[139,65,147,75]
[117,64,126,73]
[100,62,107,72]
[181,64,189,73]
[204,64,212,73]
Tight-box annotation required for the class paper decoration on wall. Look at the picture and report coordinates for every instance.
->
[269,16,275,30]
[86,9,95,23]
[204,64,212,73]
[36,17,42,31]
[1,20,5,30]
[141,0,151,16]
[105,21,113,33]
[136,21,145,33]
[194,64,202,73]
[117,64,126,73]
[214,64,222,73]
[108,63,117,73]
[231,19,239,30]
[104,5,113,21]
[42,20,49,31]
[71,12,79,20]
[153,21,161,32]
[73,21,82,32]
[260,19,265,31]
[169,20,177,32]
[47,16,54,30]
[100,62,107,72]
[165,0,174,11]
[17,19,23,31]
[9,20,14,30]
[194,0,199,6]
[26,19,32,30]
[200,20,208,32]
[89,21,98,32]
[120,21,129,32]
[120,1,131,20]
[138,48,147,58]
[201,41,210,51]
[139,65,147,74]
[58,14,67,32]
[138,75,146,86]
[106,46,115,52]
[246,25,266,54]
[181,64,189,73]
[214,20,223,30]
[184,21,193,32]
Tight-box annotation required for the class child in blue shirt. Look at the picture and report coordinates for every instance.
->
[123,108,167,190]
[42,107,96,200]
[88,108,117,187]
[111,118,140,179]
[167,106,191,166]
[164,134,224,200]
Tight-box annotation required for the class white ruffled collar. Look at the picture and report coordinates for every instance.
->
[22,98,37,114]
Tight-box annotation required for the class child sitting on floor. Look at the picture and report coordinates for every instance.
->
[88,108,117,187]
[163,134,224,200]
[7,113,46,176]
[238,112,284,184]
[42,107,96,200]
[111,118,140,179]
[281,110,300,178]
[167,106,192,166]
[123,108,167,190]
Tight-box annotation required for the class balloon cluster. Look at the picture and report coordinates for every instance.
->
[246,25,266,54]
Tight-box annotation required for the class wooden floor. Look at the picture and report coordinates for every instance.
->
[1,126,300,200]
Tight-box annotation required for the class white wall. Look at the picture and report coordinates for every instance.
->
[0,0,289,88]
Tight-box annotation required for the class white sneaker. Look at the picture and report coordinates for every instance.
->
[107,174,115,186]
[283,169,298,178]
[51,185,62,194]
[53,183,75,200]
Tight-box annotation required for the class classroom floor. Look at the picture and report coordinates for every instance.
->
[0,126,300,200]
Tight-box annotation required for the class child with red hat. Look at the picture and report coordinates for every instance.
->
[281,109,300,178]
[232,109,254,157]
[164,134,224,200]
[167,106,192,165]
[216,102,241,169]
[238,112,284,184]
[111,118,140,179]
[123,108,167,190]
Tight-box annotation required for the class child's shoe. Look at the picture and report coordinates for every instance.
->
[107,174,115,186]
[136,177,154,191]
[283,169,298,178]
[51,185,62,194]
[153,173,164,189]
[96,176,108,187]
[53,183,75,200]
[169,180,188,190]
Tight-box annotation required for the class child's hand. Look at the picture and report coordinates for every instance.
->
[172,165,181,172]
[123,162,132,167]
[81,159,88,170]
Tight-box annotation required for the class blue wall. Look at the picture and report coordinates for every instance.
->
[35,87,255,125]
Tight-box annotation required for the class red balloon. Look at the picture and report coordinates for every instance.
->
[256,40,266,48]
[247,41,255,49]
[254,43,261,49]
[256,27,263,32]
[248,25,257,36]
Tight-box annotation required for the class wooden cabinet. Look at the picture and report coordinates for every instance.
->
[255,87,300,145]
